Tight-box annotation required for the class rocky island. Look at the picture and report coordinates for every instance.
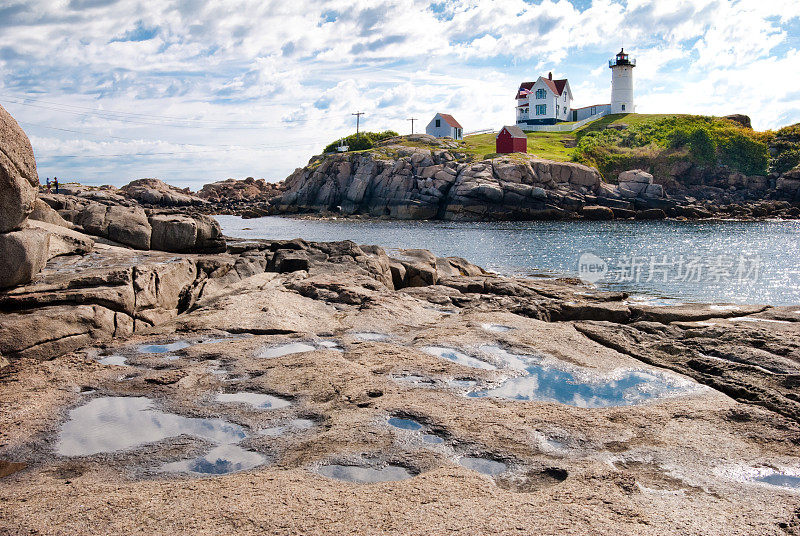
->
[2,103,800,535]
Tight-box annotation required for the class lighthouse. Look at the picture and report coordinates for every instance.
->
[609,48,635,114]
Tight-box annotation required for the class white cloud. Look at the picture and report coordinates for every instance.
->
[0,0,797,187]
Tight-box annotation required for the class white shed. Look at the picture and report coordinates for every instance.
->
[425,113,463,140]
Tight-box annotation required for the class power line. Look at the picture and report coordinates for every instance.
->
[0,93,272,125]
[35,141,321,159]
[2,94,402,131]
[24,121,321,151]
[407,117,417,134]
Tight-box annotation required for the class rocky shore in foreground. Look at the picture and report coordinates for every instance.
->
[2,226,800,534]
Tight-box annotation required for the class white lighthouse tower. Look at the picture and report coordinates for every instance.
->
[609,48,635,114]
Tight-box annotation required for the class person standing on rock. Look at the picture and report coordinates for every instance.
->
[46,178,51,193]
[53,177,59,194]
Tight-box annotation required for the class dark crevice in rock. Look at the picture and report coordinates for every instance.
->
[225,328,298,336]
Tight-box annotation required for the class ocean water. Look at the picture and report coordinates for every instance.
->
[216,216,800,306]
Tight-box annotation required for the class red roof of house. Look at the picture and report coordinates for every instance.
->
[542,78,568,96]
[516,77,568,99]
[438,113,463,129]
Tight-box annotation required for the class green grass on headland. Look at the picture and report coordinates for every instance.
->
[463,131,575,161]
[573,114,772,179]
[460,114,681,162]
[321,115,799,181]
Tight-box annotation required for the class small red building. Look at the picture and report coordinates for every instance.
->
[496,125,527,154]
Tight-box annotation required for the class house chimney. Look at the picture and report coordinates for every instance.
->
[548,72,552,80]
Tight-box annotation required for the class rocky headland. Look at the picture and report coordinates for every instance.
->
[2,106,800,535]
[191,133,798,222]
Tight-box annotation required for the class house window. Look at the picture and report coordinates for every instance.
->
[621,104,626,111]
[435,119,441,127]
[535,104,546,115]
[564,94,567,101]
[535,89,546,99]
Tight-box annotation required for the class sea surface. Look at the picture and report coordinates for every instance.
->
[217,215,800,306]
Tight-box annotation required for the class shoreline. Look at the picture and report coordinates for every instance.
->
[216,214,800,307]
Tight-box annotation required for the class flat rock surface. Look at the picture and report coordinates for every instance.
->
[1,239,799,535]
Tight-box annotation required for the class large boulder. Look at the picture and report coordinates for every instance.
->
[106,206,151,249]
[582,205,614,221]
[149,214,226,253]
[77,203,151,249]
[198,177,284,203]
[0,104,39,233]
[724,114,752,129]
[122,178,205,207]
[618,170,654,184]
[30,198,72,228]
[617,170,663,199]
[0,227,50,288]
[777,167,800,194]
[27,219,94,259]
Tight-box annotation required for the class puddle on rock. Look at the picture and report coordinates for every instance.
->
[138,341,192,354]
[467,348,697,408]
[478,345,532,371]
[353,332,391,342]
[422,346,498,370]
[162,444,265,475]
[56,397,246,457]
[728,317,792,325]
[388,416,445,444]
[481,323,514,333]
[98,355,127,366]
[459,457,508,476]
[318,464,414,483]
[448,378,478,389]
[392,374,436,385]
[256,342,317,358]
[754,472,800,490]
[388,417,423,431]
[215,392,292,410]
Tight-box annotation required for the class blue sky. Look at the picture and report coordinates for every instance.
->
[1,0,798,190]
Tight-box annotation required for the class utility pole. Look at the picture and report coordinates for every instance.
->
[407,117,417,134]
[352,112,365,137]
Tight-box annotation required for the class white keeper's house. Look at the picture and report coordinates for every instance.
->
[515,73,574,126]
[515,49,636,129]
